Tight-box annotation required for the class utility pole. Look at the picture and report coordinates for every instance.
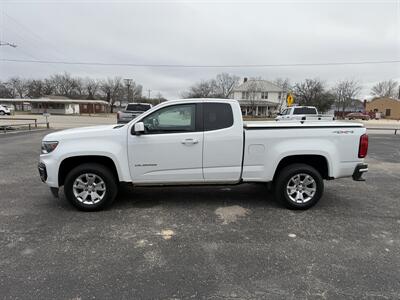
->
[147,89,151,99]
[124,78,133,105]
[0,41,17,48]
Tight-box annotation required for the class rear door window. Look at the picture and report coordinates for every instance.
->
[126,104,151,111]
[293,107,317,115]
[203,103,233,131]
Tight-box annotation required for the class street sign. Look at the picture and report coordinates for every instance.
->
[287,93,294,106]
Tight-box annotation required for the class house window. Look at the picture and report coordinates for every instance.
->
[242,92,249,99]
[386,109,391,116]
[261,92,268,99]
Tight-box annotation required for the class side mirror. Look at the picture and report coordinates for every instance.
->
[134,122,145,134]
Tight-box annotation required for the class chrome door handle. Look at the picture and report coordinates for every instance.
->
[181,138,199,145]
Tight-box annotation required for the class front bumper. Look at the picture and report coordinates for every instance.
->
[352,163,368,181]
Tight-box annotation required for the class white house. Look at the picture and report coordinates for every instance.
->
[231,78,286,117]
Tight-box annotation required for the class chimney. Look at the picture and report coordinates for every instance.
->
[243,77,248,83]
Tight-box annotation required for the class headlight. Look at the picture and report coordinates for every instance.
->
[41,141,58,154]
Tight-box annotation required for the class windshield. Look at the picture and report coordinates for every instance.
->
[126,104,151,112]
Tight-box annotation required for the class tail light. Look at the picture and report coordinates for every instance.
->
[358,134,368,158]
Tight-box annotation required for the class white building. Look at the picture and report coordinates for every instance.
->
[231,78,286,117]
[0,98,109,115]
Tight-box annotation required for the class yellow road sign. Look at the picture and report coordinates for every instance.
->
[287,93,294,106]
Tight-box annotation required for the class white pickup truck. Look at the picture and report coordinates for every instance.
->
[38,99,368,211]
[276,106,334,121]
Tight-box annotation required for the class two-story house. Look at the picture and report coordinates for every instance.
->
[231,78,286,117]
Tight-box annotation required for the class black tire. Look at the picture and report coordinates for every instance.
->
[0,111,5,115]
[64,163,118,211]
[275,163,324,210]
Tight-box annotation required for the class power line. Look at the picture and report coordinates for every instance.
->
[1,11,90,74]
[1,58,400,68]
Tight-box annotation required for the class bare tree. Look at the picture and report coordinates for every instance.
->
[26,79,44,98]
[128,82,143,100]
[42,79,55,96]
[51,72,77,97]
[84,78,99,100]
[332,80,362,116]
[100,77,123,112]
[8,77,28,98]
[371,80,398,98]
[273,78,291,110]
[0,82,13,98]
[215,73,240,98]
[246,80,261,116]
[8,77,28,110]
[74,77,85,98]
[293,79,334,113]
[183,73,239,99]
[182,80,218,98]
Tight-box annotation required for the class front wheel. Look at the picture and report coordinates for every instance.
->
[275,164,324,210]
[64,163,118,211]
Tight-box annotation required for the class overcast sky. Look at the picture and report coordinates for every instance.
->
[0,0,399,99]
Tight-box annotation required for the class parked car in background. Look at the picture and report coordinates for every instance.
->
[346,112,370,120]
[0,104,11,115]
[275,106,334,121]
[39,99,368,212]
[117,103,152,124]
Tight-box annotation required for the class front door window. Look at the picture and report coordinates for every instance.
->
[142,104,196,134]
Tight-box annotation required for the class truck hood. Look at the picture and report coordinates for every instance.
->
[43,124,121,141]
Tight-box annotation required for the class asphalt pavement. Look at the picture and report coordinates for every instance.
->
[0,131,399,299]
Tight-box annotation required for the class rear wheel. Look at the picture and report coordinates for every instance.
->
[275,164,324,210]
[64,163,118,211]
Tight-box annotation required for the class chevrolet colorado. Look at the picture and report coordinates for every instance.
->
[38,99,368,211]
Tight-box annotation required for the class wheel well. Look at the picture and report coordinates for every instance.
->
[274,155,329,180]
[58,155,119,186]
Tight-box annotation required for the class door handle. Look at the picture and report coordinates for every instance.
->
[181,138,199,145]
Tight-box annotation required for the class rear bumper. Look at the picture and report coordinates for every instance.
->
[352,163,368,181]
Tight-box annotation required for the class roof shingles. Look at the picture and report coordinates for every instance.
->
[233,80,283,92]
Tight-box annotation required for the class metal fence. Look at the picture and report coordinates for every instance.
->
[0,118,49,133]
[367,127,398,135]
